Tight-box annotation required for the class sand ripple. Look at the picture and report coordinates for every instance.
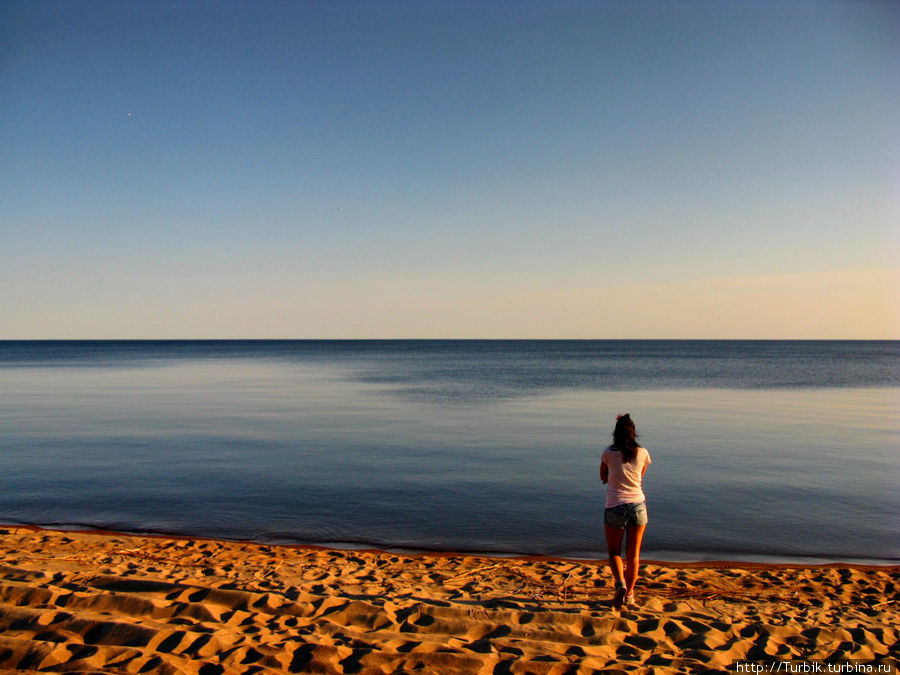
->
[0,527,896,673]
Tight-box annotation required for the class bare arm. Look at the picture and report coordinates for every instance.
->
[600,461,609,484]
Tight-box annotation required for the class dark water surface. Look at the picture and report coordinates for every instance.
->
[1,341,897,563]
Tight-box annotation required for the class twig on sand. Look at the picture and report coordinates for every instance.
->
[444,562,504,584]
[468,606,491,622]
[559,572,572,601]
[258,561,284,579]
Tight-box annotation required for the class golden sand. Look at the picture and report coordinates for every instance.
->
[0,526,896,673]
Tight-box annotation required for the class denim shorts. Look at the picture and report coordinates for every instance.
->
[604,501,648,528]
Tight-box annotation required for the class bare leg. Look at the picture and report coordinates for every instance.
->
[604,525,625,585]
[624,524,646,596]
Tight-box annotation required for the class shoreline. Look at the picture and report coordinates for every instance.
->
[1,525,896,674]
[4,523,897,569]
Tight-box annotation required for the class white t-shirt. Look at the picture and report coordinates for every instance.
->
[601,445,651,508]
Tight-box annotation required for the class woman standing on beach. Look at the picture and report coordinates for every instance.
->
[600,414,651,608]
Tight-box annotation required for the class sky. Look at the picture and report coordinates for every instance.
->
[2,0,898,339]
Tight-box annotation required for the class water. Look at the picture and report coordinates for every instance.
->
[1,340,897,563]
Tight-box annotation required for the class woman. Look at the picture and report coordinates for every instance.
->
[600,414,651,608]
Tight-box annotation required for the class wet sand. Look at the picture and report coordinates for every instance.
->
[0,526,896,673]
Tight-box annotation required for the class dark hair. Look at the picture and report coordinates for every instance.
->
[612,414,639,463]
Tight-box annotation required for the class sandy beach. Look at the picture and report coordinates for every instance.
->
[0,526,896,674]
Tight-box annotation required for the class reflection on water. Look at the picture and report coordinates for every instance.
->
[0,342,898,562]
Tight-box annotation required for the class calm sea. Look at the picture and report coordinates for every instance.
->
[1,340,897,564]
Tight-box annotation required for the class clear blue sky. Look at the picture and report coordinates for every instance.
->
[3,0,897,338]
